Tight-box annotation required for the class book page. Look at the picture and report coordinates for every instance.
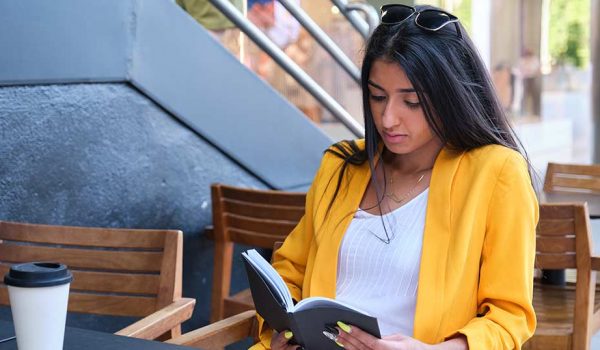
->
[293,296,371,315]
[242,249,294,311]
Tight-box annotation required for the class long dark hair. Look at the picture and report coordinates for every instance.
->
[325,4,532,217]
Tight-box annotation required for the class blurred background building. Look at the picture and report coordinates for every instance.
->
[188,0,596,178]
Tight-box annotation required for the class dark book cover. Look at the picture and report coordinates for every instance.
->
[242,250,381,350]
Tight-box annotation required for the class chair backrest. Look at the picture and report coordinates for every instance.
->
[535,203,595,349]
[536,203,593,270]
[544,162,600,193]
[211,184,306,248]
[0,221,183,318]
[210,183,305,322]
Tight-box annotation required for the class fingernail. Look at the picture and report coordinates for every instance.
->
[284,331,293,339]
[336,341,345,348]
[337,321,352,333]
[325,325,339,335]
[322,330,338,342]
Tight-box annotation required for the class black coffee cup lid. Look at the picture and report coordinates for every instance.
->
[4,262,73,288]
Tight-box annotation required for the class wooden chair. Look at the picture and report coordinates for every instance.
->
[167,309,258,349]
[525,203,600,350]
[0,220,196,340]
[168,242,284,349]
[208,183,305,323]
[544,162,600,193]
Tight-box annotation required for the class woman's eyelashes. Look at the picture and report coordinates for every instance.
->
[369,94,421,109]
[405,100,421,109]
[369,94,386,102]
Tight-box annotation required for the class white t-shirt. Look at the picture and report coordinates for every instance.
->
[336,189,428,337]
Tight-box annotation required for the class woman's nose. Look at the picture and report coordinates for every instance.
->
[381,101,400,128]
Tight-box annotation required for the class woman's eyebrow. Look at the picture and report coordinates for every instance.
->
[367,80,415,93]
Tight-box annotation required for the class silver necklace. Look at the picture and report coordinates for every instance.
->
[384,174,425,204]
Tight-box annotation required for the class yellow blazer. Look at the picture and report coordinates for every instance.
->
[251,140,538,350]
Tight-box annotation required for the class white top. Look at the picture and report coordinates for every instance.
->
[335,189,429,337]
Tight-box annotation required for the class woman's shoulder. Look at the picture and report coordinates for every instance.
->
[459,144,528,176]
[312,139,368,177]
[321,139,366,163]
[325,139,366,154]
[463,144,526,165]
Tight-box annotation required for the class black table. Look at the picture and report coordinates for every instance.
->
[0,320,197,350]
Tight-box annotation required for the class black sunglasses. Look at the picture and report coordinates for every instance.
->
[380,4,462,38]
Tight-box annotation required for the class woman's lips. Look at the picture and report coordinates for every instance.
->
[383,132,408,144]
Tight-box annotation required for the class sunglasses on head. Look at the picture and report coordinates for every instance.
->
[380,4,462,38]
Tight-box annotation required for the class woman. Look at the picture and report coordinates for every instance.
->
[253,4,538,350]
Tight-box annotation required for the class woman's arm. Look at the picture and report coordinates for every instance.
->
[453,153,538,349]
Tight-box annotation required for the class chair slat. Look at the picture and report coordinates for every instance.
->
[545,163,600,193]
[539,205,575,219]
[537,237,576,254]
[67,292,157,317]
[0,221,166,248]
[551,177,600,192]
[0,245,163,272]
[224,214,297,236]
[0,263,159,295]
[549,163,600,177]
[537,219,575,237]
[536,254,577,269]
[219,185,305,206]
[222,199,304,221]
[70,270,159,295]
[228,228,286,249]
[0,286,157,317]
[0,286,7,305]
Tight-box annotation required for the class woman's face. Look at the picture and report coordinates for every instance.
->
[367,59,439,156]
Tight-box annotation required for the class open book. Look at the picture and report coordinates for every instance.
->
[241,249,381,350]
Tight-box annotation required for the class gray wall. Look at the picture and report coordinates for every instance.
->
[0,0,332,191]
[0,83,266,331]
[0,0,335,334]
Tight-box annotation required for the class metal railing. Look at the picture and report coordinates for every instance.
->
[330,0,379,39]
[208,0,365,137]
[277,0,360,84]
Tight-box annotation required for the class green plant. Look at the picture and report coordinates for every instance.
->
[549,0,590,68]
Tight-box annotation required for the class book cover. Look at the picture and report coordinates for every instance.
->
[242,249,381,350]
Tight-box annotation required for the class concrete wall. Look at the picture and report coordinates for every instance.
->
[0,0,332,191]
[0,83,266,331]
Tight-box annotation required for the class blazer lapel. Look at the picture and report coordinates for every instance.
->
[413,147,464,342]
[310,146,375,298]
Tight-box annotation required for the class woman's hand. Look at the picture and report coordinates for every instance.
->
[334,322,468,350]
[270,330,302,350]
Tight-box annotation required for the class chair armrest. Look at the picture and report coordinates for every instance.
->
[115,298,196,340]
[166,310,257,349]
[592,256,600,271]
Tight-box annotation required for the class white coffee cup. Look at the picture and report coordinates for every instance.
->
[4,262,73,350]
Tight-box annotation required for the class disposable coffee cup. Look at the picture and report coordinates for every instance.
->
[4,262,73,350]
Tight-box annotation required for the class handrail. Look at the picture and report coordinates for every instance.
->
[330,0,378,39]
[277,0,360,85]
[208,0,365,137]
[344,2,379,36]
